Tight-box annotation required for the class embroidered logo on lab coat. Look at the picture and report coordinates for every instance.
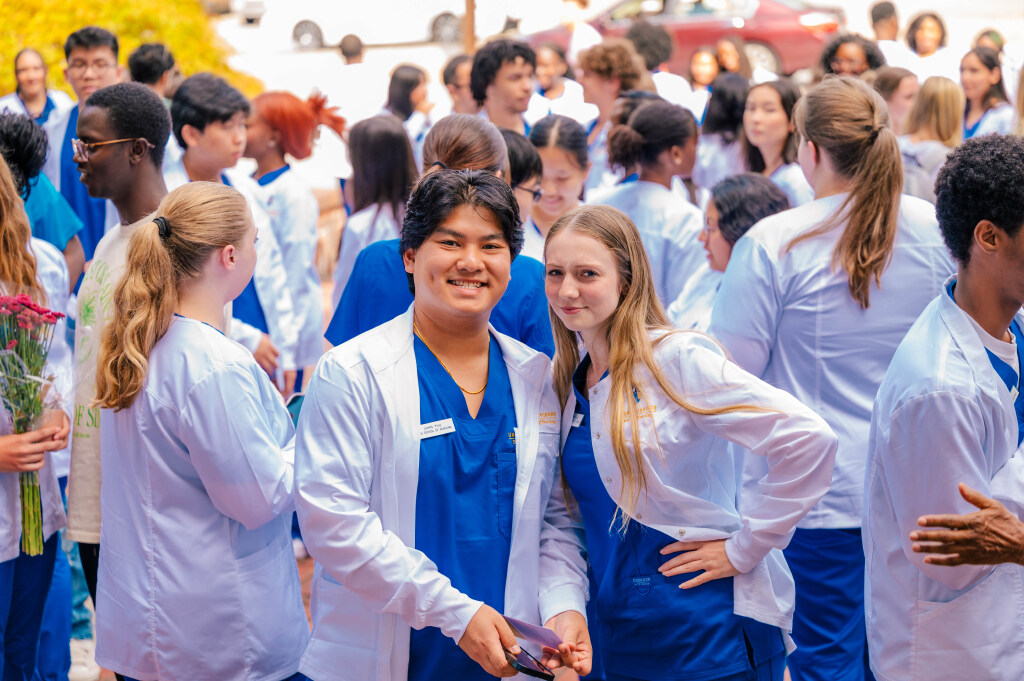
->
[538,410,557,426]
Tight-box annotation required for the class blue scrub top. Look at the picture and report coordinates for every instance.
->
[24,173,83,251]
[255,164,290,186]
[408,333,517,681]
[324,239,554,357]
[220,172,270,334]
[60,106,108,262]
[562,356,783,681]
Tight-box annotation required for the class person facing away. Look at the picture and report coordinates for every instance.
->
[708,76,955,681]
[92,182,309,681]
[864,134,1024,681]
[293,169,591,681]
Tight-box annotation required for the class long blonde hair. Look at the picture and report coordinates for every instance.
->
[790,76,902,309]
[904,76,964,147]
[95,182,252,410]
[0,156,45,302]
[547,205,760,527]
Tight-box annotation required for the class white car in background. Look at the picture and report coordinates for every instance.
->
[260,0,515,49]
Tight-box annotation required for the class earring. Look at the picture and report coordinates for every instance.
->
[268,140,276,147]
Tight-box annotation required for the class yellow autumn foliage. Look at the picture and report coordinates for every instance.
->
[0,0,262,99]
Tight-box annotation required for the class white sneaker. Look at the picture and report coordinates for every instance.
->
[68,638,101,681]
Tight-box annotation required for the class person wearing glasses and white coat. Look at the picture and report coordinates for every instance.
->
[293,171,591,681]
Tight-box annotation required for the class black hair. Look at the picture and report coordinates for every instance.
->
[935,135,1024,266]
[500,128,542,186]
[820,33,886,75]
[339,34,364,60]
[710,173,790,244]
[64,26,119,60]
[0,113,48,199]
[906,13,948,54]
[470,39,536,106]
[128,43,175,85]
[607,101,696,172]
[625,20,674,72]
[870,1,896,25]
[386,65,426,122]
[86,82,172,167]
[349,114,417,218]
[612,90,663,125]
[400,169,523,292]
[701,73,749,144]
[963,47,1009,109]
[717,36,752,81]
[170,73,249,148]
[442,54,473,86]
[741,78,802,173]
[529,114,588,170]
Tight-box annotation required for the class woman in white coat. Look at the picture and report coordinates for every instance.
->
[960,47,1015,140]
[244,91,346,385]
[293,170,591,681]
[92,183,309,681]
[740,79,814,207]
[708,77,956,681]
[542,204,837,681]
[595,100,705,307]
[864,134,1024,681]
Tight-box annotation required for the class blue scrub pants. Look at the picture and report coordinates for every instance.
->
[0,534,58,681]
[605,649,785,681]
[784,528,874,681]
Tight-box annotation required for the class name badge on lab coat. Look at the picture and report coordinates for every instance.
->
[420,418,456,439]
[572,413,584,428]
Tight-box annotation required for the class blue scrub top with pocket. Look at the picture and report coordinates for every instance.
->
[408,334,518,681]
[562,356,784,681]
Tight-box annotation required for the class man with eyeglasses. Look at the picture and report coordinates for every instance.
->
[41,26,123,269]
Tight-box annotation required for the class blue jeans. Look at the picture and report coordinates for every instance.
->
[0,534,58,681]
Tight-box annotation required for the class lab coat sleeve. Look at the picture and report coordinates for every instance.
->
[538,453,589,623]
[881,392,996,590]
[258,226,300,371]
[675,336,837,573]
[707,235,782,378]
[660,209,705,305]
[277,187,323,367]
[178,365,295,531]
[293,359,483,642]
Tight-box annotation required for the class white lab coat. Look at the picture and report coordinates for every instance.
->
[94,316,308,680]
[562,330,837,643]
[592,180,706,306]
[526,81,598,126]
[769,163,813,207]
[253,167,324,367]
[666,263,721,331]
[966,102,1016,139]
[584,119,618,196]
[709,194,955,528]
[693,133,744,191]
[292,307,588,681]
[0,239,71,563]
[165,159,301,371]
[0,89,74,120]
[331,203,400,310]
[863,285,1024,681]
[519,217,546,264]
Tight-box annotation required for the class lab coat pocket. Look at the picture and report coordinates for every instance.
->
[914,566,1024,678]
[306,574,381,679]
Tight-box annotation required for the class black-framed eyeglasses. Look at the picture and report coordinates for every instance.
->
[72,137,154,161]
[513,183,543,201]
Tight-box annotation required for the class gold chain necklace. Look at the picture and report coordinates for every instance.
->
[413,322,488,395]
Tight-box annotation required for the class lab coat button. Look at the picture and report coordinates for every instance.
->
[595,432,601,439]
[605,477,612,483]
[636,513,643,519]
[678,529,686,537]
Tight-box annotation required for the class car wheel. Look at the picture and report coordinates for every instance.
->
[293,21,324,50]
[745,42,781,75]
[432,13,462,43]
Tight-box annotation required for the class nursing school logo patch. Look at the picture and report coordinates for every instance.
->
[631,576,652,595]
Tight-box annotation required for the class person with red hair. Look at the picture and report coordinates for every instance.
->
[245,90,345,388]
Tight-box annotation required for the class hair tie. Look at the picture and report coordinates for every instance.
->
[431,160,448,170]
[154,216,172,240]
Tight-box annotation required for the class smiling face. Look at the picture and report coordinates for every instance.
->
[914,17,943,57]
[73,105,128,199]
[690,51,719,88]
[15,51,47,99]
[533,146,587,227]
[544,227,622,339]
[960,52,1000,105]
[744,85,791,165]
[831,41,869,76]
[535,47,567,93]
[404,203,512,324]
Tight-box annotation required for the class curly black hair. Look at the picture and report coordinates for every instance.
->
[85,82,171,167]
[0,113,48,199]
[470,39,536,106]
[934,135,1024,266]
[820,33,886,75]
[625,20,674,71]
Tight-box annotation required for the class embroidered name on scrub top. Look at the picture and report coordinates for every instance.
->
[408,333,518,681]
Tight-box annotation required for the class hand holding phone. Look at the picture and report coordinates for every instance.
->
[504,647,555,680]
[457,605,520,678]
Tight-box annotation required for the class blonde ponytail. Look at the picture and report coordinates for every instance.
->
[95,182,252,410]
[790,76,903,309]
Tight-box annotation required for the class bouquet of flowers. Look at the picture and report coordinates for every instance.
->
[0,293,65,556]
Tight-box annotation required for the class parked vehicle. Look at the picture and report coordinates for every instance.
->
[526,0,845,76]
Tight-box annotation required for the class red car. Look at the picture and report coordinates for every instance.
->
[526,0,845,77]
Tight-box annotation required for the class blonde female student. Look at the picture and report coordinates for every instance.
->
[708,76,955,681]
[543,204,838,681]
[92,182,309,681]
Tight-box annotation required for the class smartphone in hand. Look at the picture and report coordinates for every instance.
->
[504,647,555,680]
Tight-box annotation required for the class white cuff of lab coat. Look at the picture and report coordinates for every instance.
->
[431,588,484,644]
[724,529,771,575]
[539,584,589,625]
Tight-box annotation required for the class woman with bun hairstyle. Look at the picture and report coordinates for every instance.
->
[245,90,346,386]
[709,76,955,681]
[92,182,309,680]
[741,78,813,207]
[595,100,704,306]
